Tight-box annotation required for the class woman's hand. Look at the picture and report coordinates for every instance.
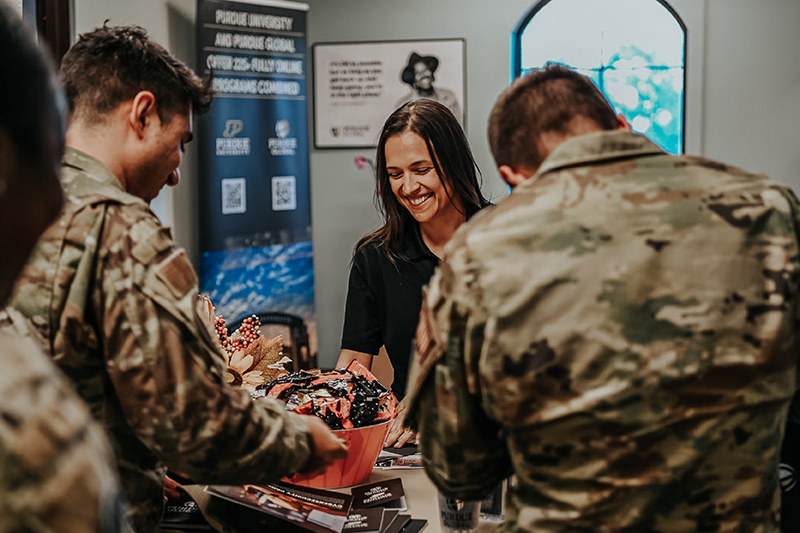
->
[336,349,374,371]
[383,401,418,448]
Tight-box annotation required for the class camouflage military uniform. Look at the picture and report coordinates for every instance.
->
[406,130,799,532]
[0,307,128,533]
[11,148,314,532]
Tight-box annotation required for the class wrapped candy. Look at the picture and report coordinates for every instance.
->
[253,360,397,429]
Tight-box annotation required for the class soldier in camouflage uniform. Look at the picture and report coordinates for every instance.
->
[405,64,799,532]
[10,24,347,532]
[0,5,128,532]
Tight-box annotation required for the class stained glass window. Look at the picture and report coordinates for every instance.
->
[513,0,686,154]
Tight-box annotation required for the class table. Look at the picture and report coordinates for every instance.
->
[343,467,501,533]
[178,464,502,532]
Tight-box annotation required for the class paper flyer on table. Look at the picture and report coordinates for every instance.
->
[205,482,353,533]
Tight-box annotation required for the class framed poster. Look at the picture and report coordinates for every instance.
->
[312,38,466,148]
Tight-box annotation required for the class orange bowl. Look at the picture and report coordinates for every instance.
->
[286,420,390,489]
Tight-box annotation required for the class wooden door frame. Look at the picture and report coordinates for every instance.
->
[24,0,72,66]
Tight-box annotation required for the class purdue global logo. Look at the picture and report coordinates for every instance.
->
[268,119,297,156]
[215,119,251,156]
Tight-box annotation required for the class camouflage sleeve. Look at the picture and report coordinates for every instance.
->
[97,206,312,483]
[778,186,800,427]
[0,309,129,533]
[405,248,512,501]
[782,186,800,468]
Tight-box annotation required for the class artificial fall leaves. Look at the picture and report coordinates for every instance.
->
[198,295,292,392]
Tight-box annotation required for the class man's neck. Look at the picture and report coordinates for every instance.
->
[65,119,129,190]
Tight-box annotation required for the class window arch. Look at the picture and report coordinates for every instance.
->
[512,0,686,154]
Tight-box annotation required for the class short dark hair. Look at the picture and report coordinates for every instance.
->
[60,24,213,124]
[0,1,64,167]
[359,99,487,263]
[488,64,619,170]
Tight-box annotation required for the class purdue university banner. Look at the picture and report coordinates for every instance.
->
[196,0,316,369]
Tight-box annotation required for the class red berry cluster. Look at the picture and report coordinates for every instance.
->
[214,314,262,356]
[214,315,229,349]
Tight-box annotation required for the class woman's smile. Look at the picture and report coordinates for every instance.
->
[385,130,462,227]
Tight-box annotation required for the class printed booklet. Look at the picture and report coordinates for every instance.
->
[350,477,407,511]
[375,446,423,469]
[205,482,353,533]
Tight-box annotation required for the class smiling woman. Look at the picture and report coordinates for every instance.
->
[385,130,466,257]
[336,99,491,447]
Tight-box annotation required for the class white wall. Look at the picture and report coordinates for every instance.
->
[703,0,800,185]
[69,0,800,368]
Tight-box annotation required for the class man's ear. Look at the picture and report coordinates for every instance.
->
[616,114,632,131]
[129,91,157,138]
[498,165,535,188]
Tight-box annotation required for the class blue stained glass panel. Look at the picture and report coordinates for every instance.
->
[518,0,685,154]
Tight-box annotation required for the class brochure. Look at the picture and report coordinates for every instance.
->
[160,490,212,531]
[397,519,428,533]
[381,514,411,533]
[375,445,423,469]
[343,507,385,532]
[375,453,423,469]
[377,445,419,459]
[205,482,353,533]
[161,471,212,531]
[350,478,407,511]
[379,510,400,532]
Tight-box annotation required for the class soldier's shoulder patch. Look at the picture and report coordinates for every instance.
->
[156,251,198,299]
[131,222,174,265]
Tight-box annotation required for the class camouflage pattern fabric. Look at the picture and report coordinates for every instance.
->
[405,130,799,532]
[0,307,129,533]
[10,148,313,532]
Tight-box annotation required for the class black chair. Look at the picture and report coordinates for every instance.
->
[229,312,315,371]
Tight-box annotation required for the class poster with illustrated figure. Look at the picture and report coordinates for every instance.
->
[196,0,317,370]
[312,38,465,148]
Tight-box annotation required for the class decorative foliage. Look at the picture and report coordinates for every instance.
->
[200,295,292,392]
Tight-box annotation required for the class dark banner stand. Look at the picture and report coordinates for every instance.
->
[196,0,316,370]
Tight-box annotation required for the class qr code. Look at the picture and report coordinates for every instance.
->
[221,177,246,214]
[272,176,296,211]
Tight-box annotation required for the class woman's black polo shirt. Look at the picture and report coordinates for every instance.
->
[340,204,489,398]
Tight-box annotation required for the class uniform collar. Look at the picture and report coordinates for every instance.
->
[536,130,665,178]
[63,147,125,191]
[62,147,145,207]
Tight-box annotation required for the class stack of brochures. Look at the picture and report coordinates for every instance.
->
[345,478,426,533]
[205,477,428,533]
